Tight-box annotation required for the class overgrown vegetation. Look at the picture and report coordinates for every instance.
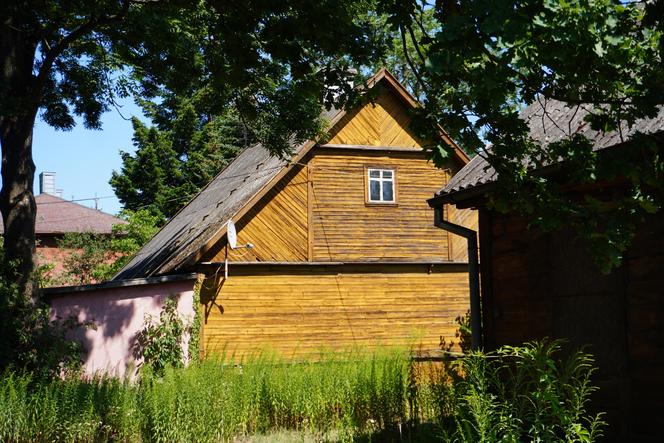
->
[135,296,190,375]
[0,341,605,442]
[0,239,83,378]
[438,341,605,442]
[44,209,160,286]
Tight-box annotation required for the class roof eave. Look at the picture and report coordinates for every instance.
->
[428,182,494,209]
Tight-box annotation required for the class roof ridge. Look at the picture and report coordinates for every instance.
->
[114,68,466,280]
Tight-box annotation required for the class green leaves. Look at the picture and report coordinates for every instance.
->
[136,296,189,375]
[382,0,664,272]
[442,340,606,442]
[111,107,243,222]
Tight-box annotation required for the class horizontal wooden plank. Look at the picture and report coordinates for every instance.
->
[202,269,469,359]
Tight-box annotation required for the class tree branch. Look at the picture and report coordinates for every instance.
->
[406,23,427,65]
[399,25,429,97]
[35,0,132,92]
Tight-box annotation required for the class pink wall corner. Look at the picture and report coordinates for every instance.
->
[50,279,196,378]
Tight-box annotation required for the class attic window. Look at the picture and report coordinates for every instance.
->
[366,168,396,204]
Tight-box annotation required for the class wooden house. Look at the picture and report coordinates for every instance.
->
[115,69,477,359]
[429,101,664,442]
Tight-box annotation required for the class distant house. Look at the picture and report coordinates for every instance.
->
[429,101,664,442]
[74,68,474,361]
[0,173,125,284]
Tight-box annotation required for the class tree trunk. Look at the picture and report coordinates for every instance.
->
[0,23,40,301]
[0,113,38,300]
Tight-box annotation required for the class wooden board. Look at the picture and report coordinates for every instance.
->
[205,164,309,262]
[447,206,479,262]
[200,263,470,359]
[327,86,424,148]
[310,149,453,262]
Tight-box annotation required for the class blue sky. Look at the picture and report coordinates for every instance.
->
[32,98,143,215]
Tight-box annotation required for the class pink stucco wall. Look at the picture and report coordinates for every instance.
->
[49,278,196,378]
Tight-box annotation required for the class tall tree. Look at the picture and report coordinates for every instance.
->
[381,0,664,271]
[0,0,385,298]
[110,104,245,222]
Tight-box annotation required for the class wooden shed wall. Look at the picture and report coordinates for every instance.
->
[479,208,664,442]
[200,263,470,359]
[200,82,473,265]
[204,149,466,264]
[310,149,454,262]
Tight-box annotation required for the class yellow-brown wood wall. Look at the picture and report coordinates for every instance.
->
[195,80,477,362]
[200,264,470,359]
[327,86,424,147]
[448,205,480,262]
[310,149,454,261]
[202,81,477,264]
[206,164,309,262]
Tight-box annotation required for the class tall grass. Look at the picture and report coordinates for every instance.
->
[0,349,420,442]
[0,342,605,442]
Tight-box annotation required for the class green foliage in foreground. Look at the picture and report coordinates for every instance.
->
[0,239,83,377]
[0,342,604,442]
[136,296,189,376]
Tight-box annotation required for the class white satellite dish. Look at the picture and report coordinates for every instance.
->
[226,220,237,249]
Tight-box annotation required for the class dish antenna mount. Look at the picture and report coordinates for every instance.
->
[224,220,254,278]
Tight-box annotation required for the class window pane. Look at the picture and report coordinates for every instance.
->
[369,180,381,201]
[382,170,393,179]
[382,181,394,201]
[369,170,380,178]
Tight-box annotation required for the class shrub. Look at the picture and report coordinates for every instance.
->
[0,238,83,378]
[135,296,189,375]
[439,340,606,442]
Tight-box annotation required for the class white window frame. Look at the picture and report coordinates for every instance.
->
[366,168,396,204]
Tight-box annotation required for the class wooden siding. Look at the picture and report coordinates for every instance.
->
[480,208,664,441]
[311,149,452,262]
[447,205,479,262]
[200,263,470,358]
[200,83,468,266]
[327,87,423,148]
[205,164,309,262]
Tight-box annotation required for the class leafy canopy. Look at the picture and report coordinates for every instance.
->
[24,0,386,152]
[381,0,664,271]
[0,0,390,297]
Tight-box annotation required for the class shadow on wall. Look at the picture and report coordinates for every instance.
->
[49,278,196,378]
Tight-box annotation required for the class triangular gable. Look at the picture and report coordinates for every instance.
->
[115,69,469,279]
[326,83,424,147]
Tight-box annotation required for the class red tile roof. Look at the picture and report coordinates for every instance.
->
[0,193,125,235]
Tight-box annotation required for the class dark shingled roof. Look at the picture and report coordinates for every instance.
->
[0,193,124,235]
[113,141,309,280]
[436,100,664,201]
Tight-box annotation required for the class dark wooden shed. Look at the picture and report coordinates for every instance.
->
[429,101,664,442]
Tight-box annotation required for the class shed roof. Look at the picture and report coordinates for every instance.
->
[433,100,664,204]
[114,69,468,280]
[0,193,124,235]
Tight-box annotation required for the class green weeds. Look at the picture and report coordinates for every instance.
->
[0,341,605,442]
